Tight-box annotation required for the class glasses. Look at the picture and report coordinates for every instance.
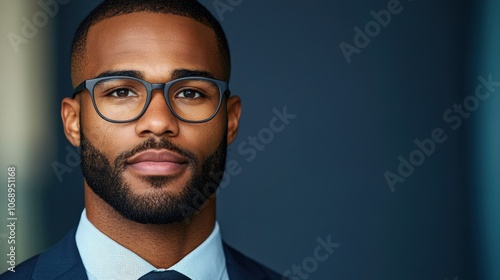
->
[72,76,229,123]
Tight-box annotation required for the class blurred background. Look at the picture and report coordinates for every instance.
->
[1,0,499,279]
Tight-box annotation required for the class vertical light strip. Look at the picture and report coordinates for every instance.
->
[474,1,500,279]
[0,0,56,271]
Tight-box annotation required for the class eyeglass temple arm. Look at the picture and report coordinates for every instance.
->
[72,81,86,97]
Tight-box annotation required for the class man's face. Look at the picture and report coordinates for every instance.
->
[64,12,239,224]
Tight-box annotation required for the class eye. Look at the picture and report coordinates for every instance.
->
[110,88,137,98]
[176,89,203,99]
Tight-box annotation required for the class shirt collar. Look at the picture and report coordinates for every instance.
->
[75,209,228,280]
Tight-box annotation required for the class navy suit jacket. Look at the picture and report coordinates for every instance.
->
[0,228,282,280]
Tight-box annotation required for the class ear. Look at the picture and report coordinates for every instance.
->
[226,96,241,145]
[61,97,81,147]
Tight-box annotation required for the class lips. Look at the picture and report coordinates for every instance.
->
[126,149,189,176]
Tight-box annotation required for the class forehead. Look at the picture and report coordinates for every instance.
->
[82,12,222,82]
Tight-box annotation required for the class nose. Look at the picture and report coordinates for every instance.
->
[135,89,179,137]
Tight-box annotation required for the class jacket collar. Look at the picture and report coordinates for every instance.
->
[223,242,271,280]
[33,228,87,280]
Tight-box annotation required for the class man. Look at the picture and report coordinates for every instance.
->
[1,0,282,279]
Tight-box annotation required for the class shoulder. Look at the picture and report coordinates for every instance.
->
[0,255,39,280]
[223,242,284,280]
[0,228,86,280]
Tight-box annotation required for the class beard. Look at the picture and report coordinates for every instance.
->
[80,128,227,224]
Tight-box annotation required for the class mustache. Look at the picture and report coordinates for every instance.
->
[113,138,198,170]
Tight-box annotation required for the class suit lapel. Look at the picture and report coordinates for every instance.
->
[223,242,268,280]
[32,228,87,280]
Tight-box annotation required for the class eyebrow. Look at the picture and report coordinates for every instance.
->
[171,69,216,80]
[93,69,217,81]
[95,70,144,80]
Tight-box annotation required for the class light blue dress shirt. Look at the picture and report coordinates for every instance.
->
[75,210,229,280]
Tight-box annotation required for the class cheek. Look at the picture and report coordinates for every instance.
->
[80,97,136,159]
[180,118,227,161]
[179,102,228,160]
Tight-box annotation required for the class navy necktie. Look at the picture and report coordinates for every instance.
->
[138,270,191,280]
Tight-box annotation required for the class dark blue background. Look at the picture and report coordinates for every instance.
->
[37,0,478,279]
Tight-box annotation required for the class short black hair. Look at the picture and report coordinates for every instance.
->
[71,0,231,81]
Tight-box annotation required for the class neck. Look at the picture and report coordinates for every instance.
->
[84,185,216,268]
